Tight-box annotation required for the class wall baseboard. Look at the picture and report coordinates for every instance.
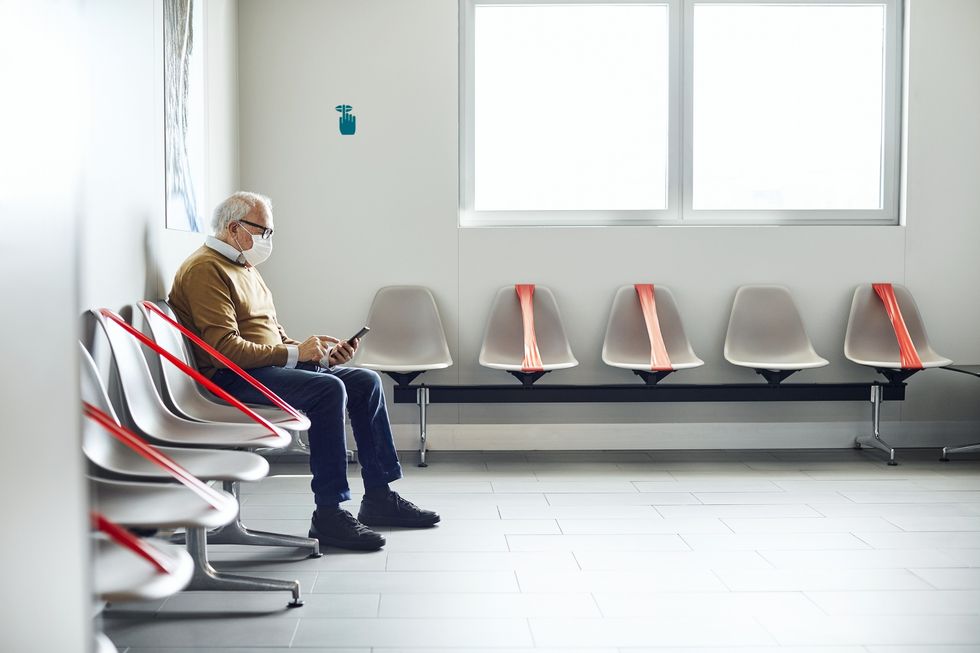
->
[389,421,980,451]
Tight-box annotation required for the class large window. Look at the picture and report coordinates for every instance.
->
[460,0,903,226]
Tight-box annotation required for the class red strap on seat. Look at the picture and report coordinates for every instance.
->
[139,301,304,422]
[99,308,280,439]
[872,283,923,370]
[634,284,672,372]
[92,512,175,575]
[84,401,228,510]
[515,284,544,373]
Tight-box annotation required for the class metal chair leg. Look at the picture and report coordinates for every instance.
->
[941,442,980,462]
[855,384,898,465]
[203,481,321,556]
[185,527,303,607]
[417,386,429,467]
[268,428,356,463]
[285,429,311,455]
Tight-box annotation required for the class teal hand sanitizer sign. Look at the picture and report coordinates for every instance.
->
[336,104,356,135]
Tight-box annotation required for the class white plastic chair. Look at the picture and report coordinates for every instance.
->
[91,515,193,653]
[479,285,578,384]
[87,308,292,450]
[724,285,828,384]
[137,301,311,432]
[352,286,453,385]
[90,476,238,530]
[602,285,703,383]
[844,284,952,466]
[844,284,952,374]
[80,344,268,483]
[92,532,193,603]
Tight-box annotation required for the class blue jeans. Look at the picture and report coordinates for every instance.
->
[212,363,403,506]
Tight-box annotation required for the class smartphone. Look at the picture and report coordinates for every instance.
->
[346,326,370,342]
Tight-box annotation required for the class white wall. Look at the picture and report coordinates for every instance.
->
[81,0,240,313]
[237,0,980,448]
[0,2,91,650]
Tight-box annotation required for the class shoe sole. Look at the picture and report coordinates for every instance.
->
[357,515,441,529]
[308,530,386,551]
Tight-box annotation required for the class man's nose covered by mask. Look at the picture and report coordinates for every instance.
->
[235,229,273,267]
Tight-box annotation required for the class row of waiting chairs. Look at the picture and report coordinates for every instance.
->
[84,303,319,651]
[353,283,951,385]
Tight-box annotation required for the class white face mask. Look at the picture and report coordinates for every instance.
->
[233,227,273,267]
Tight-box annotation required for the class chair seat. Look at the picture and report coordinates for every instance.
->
[725,351,829,370]
[480,359,579,372]
[725,285,829,372]
[605,358,704,372]
[846,353,953,369]
[134,411,292,450]
[358,361,453,373]
[175,393,311,432]
[92,534,192,602]
[95,444,269,483]
[602,285,704,373]
[90,477,238,530]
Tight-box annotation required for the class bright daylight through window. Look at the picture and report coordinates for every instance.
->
[461,1,902,226]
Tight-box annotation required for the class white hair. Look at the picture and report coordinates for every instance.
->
[211,191,273,234]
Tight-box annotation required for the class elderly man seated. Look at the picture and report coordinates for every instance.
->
[169,191,439,551]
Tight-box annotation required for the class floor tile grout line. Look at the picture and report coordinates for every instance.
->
[286,614,301,648]
[801,588,835,617]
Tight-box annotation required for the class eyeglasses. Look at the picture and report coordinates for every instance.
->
[237,219,274,240]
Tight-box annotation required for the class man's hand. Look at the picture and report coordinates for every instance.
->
[326,337,359,366]
[298,335,332,363]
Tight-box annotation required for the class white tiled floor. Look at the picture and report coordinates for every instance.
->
[101,449,980,652]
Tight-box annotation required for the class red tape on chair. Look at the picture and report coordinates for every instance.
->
[872,283,923,370]
[515,284,544,373]
[634,284,672,372]
[92,512,174,575]
[99,308,280,439]
[139,301,305,423]
[84,402,229,510]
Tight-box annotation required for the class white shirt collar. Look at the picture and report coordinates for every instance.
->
[205,235,247,266]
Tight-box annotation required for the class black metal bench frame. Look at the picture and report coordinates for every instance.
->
[392,380,907,467]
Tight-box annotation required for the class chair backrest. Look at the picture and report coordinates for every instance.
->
[724,285,826,369]
[479,285,578,370]
[844,284,952,368]
[86,309,177,436]
[136,301,210,415]
[79,343,129,472]
[352,286,453,371]
[602,285,703,371]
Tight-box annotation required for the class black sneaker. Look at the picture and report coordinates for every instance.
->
[358,491,441,528]
[309,508,386,551]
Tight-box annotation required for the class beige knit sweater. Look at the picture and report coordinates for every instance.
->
[169,245,299,377]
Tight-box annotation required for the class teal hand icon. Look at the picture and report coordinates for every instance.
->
[336,104,356,135]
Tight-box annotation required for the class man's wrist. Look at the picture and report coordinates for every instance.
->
[285,344,299,368]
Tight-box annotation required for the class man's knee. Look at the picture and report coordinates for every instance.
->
[308,373,347,410]
[361,368,383,391]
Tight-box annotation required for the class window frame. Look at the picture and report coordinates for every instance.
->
[459,0,904,227]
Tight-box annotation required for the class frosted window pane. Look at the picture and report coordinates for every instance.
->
[474,5,669,211]
[693,5,885,210]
